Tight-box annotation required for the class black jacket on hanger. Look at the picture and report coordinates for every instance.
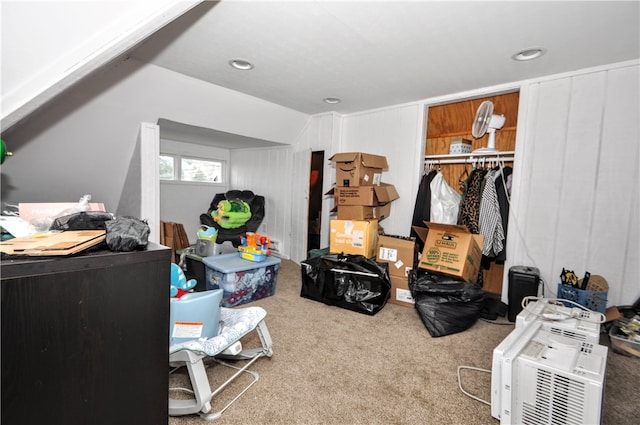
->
[410,169,437,251]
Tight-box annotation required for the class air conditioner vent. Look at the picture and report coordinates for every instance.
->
[548,327,587,342]
[521,369,587,425]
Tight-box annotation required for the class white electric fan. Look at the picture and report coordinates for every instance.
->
[471,100,506,153]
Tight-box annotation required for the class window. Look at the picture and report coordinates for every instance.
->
[159,155,175,180]
[160,154,224,183]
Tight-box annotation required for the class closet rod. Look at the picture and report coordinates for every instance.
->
[424,151,515,165]
[424,156,514,165]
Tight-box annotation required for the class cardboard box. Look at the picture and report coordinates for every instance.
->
[335,203,391,221]
[332,183,399,206]
[203,253,281,307]
[388,276,415,307]
[329,219,378,257]
[376,235,417,278]
[327,183,398,221]
[0,230,106,256]
[330,152,388,187]
[414,222,483,282]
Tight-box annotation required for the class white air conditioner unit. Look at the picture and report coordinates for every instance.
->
[492,321,607,425]
[516,298,602,344]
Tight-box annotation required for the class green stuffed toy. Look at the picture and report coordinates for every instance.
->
[211,199,252,229]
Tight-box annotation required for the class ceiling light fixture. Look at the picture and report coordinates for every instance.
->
[229,59,254,70]
[323,97,341,104]
[511,47,546,61]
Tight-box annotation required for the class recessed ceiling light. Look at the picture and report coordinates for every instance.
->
[511,47,546,61]
[323,97,341,104]
[229,59,254,70]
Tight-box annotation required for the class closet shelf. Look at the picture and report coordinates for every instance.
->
[424,151,515,164]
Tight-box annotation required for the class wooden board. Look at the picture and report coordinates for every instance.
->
[0,230,106,256]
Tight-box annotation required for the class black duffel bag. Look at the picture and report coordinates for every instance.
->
[300,253,391,315]
[409,269,485,337]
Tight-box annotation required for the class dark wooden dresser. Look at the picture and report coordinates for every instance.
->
[1,243,171,425]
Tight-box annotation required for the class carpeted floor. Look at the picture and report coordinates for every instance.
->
[169,259,639,425]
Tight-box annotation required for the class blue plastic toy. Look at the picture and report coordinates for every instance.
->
[171,263,197,298]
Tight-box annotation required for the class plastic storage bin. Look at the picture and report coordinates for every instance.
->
[557,283,607,314]
[203,253,281,307]
[609,320,640,358]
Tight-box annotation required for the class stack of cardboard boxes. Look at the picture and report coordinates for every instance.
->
[326,152,484,309]
[375,235,419,307]
[376,222,484,308]
[328,152,399,258]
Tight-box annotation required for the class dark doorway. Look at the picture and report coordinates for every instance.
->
[307,151,324,253]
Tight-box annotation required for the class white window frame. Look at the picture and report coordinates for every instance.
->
[159,153,227,186]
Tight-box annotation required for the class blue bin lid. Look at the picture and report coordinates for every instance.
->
[202,252,281,273]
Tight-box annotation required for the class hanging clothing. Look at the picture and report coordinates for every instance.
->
[430,171,461,224]
[410,169,437,249]
[479,168,505,257]
[458,168,487,234]
[494,166,512,262]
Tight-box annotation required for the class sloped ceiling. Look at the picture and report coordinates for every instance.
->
[131,1,640,115]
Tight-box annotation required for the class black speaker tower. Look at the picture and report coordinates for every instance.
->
[508,266,540,322]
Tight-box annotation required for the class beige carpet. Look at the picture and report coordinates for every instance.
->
[169,259,639,424]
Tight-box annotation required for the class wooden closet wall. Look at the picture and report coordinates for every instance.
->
[425,92,519,294]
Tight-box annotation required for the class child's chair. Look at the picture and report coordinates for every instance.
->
[168,289,273,420]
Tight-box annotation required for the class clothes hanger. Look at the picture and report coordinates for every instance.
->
[458,161,470,186]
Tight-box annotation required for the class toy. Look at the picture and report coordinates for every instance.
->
[238,232,271,262]
[560,267,578,287]
[197,225,218,242]
[211,199,252,229]
[171,263,197,298]
[195,225,219,257]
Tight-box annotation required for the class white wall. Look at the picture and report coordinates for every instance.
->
[0,0,200,129]
[229,146,293,258]
[340,104,426,237]
[337,61,639,307]
[0,58,310,220]
[287,113,343,262]
[505,62,640,306]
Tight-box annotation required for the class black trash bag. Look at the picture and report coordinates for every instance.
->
[408,269,485,337]
[105,216,150,252]
[49,211,115,231]
[300,253,391,315]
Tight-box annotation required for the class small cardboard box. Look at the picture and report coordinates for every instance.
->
[203,253,281,307]
[329,219,378,257]
[376,235,417,278]
[330,152,388,187]
[388,276,415,307]
[335,203,391,221]
[332,183,399,206]
[414,222,483,282]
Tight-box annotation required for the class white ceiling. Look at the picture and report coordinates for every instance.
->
[131,0,640,117]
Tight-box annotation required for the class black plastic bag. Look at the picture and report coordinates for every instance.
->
[105,216,150,252]
[49,211,115,231]
[409,269,485,337]
[300,253,391,315]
